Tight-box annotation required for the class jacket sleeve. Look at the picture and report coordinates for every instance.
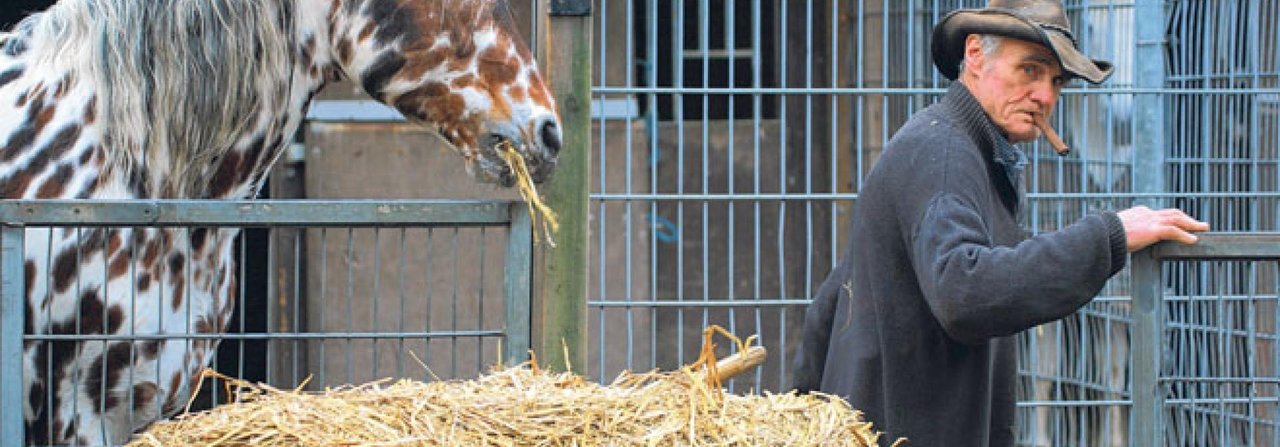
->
[910,193,1128,344]
[790,264,849,393]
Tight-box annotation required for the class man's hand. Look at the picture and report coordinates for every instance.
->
[1116,206,1210,252]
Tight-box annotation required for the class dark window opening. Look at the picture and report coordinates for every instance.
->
[635,0,779,121]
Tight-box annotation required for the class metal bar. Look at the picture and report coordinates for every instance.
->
[1,226,25,445]
[0,200,512,226]
[307,99,639,122]
[24,330,505,341]
[591,86,1280,95]
[1151,234,1280,259]
[1134,0,1167,210]
[588,299,809,308]
[587,191,1280,201]
[1016,400,1134,408]
[1131,245,1165,447]
[1160,376,1280,384]
[534,0,591,373]
[504,204,533,366]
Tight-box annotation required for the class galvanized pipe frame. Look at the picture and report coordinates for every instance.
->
[1132,233,1280,447]
[0,199,535,445]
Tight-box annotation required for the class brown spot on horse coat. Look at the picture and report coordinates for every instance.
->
[0,66,22,89]
[136,272,152,292]
[132,382,158,412]
[35,163,74,198]
[85,342,134,412]
[207,152,245,198]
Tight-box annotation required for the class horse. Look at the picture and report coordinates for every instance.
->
[0,0,560,444]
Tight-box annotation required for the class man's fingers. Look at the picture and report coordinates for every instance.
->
[1164,227,1199,245]
[1170,214,1210,232]
[1119,206,1209,250]
[1153,208,1210,232]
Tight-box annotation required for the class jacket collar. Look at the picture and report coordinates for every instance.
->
[940,82,1026,214]
[941,82,1008,155]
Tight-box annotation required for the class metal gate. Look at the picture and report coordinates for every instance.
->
[0,200,534,444]
[1132,235,1280,447]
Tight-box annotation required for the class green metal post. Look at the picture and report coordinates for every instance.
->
[1,226,25,445]
[534,0,591,373]
[1134,0,1167,208]
[1130,247,1165,447]
[504,204,533,367]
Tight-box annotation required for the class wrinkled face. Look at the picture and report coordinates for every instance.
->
[962,35,1067,143]
[341,0,561,186]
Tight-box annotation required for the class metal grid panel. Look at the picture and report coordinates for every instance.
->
[0,200,532,445]
[1162,260,1280,446]
[1133,236,1280,447]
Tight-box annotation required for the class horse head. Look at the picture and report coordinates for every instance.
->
[328,0,561,187]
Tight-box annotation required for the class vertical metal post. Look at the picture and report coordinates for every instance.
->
[1131,247,1165,447]
[1134,0,1167,208]
[1,225,25,445]
[505,204,533,367]
[535,0,591,373]
[1132,1,1168,445]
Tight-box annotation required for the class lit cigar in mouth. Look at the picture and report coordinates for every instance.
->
[1032,113,1070,156]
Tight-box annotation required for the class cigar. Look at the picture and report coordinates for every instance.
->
[1033,113,1070,156]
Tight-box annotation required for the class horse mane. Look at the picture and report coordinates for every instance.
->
[12,0,296,197]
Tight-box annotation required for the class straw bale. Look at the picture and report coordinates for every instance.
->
[129,327,898,446]
[129,367,883,447]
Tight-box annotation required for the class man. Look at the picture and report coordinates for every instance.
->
[791,1,1208,445]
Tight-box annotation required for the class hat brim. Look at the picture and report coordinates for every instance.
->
[931,9,1113,84]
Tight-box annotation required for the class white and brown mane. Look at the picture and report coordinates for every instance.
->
[0,0,559,444]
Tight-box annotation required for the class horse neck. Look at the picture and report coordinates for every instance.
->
[138,1,334,200]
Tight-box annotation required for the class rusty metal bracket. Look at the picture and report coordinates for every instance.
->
[549,0,591,16]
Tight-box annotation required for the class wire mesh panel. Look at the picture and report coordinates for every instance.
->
[0,200,532,446]
[1163,260,1280,446]
[1133,235,1280,447]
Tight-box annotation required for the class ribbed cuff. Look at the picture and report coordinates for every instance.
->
[1100,211,1128,275]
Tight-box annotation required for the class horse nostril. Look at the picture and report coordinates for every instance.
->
[539,119,561,157]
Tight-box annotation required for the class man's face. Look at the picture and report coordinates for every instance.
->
[963,35,1068,143]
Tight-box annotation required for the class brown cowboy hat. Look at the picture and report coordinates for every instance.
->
[931,0,1114,84]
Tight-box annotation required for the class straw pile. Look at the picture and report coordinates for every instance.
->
[128,328,895,446]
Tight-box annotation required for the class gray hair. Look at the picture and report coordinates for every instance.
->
[18,0,295,197]
[957,34,1005,75]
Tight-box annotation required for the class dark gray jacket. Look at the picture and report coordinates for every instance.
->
[792,83,1127,446]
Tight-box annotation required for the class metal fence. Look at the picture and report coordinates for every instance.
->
[6,0,1270,444]
[0,200,534,445]
[584,0,1280,445]
[1132,235,1280,447]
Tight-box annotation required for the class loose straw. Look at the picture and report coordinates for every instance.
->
[499,141,560,247]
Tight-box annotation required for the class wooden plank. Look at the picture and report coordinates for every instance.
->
[533,0,591,373]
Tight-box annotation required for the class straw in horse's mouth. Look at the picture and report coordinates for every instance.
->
[498,141,559,246]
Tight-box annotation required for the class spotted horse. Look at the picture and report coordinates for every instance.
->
[0,1,560,444]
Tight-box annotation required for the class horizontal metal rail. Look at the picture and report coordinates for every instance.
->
[589,298,810,308]
[0,200,512,227]
[591,86,1280,95]
[587,192,1280,201]
[24,330,506,342]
